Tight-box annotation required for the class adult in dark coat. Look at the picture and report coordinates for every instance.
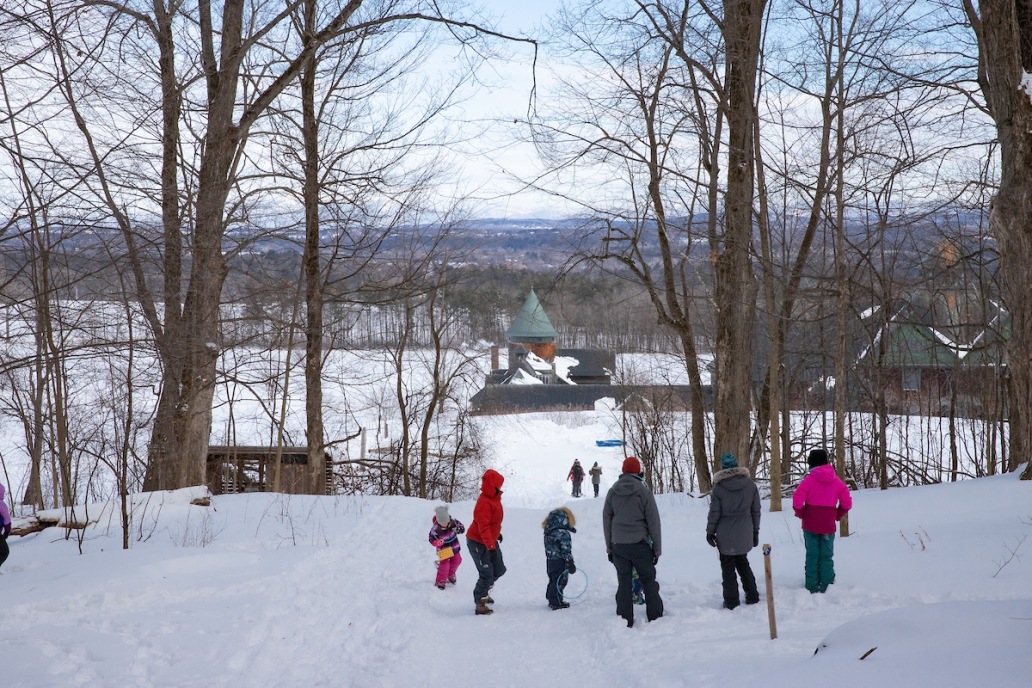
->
[603,456,664,626]
[568,460,585,497]
[706,453,761,609]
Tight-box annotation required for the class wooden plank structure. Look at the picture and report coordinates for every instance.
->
[206,445,331,495]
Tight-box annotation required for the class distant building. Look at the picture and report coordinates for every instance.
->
[505,288,558,370]
[851,301,1007,418]
[482,289,615,388]
[206,446,331,495]
[472,290,693,413]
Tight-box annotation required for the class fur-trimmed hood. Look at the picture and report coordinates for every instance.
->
[543,506,576,531]
[712,466,751,487]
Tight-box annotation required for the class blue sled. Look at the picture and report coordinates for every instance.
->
[595,439,624,447]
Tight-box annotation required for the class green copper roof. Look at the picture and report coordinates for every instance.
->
[506,289,558,341]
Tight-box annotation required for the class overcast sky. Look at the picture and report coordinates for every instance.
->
[440,1,569,219]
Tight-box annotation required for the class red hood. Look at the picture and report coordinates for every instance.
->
[480,469,504,497]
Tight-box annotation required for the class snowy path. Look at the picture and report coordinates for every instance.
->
[3,469,1032,687]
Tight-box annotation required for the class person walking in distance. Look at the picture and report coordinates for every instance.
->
[467,469,507,615]
[568,460,585,497]
[603,457,663,627]
[589,462,602,498]
[793,449,852,593]
[706,453,761,609]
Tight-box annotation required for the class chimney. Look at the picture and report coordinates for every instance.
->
[490,345,499,371]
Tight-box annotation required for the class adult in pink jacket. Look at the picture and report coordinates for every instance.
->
[792,449,851,593]
[0,481,12,570]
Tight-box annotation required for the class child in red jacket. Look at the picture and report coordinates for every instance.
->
[792,449,852,593]
[466,469,506,615]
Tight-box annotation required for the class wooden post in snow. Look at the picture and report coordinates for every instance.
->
[360,427,367,463]
[763,543,777,640]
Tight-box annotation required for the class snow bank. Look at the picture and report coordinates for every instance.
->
[1,457,1031,687]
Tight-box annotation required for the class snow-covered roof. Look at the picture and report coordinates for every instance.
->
[554,355,579,385]
[524,351,553,373]
[508,368,544,385]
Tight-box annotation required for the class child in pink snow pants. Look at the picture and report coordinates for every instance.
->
[793,449,852,593]
[429,505,465,590]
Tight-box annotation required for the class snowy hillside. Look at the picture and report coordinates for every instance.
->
[2,434,1030,687]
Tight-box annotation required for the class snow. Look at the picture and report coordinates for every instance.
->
[3,410,1032,687]
[858,305,879,320]
[618,352,713,386]
[508,367,543,385]
[524,350,553,373]
[553,355,579,384]
[1021,70,1032,107]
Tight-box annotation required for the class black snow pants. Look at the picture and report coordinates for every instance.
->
[546,558,569,607]
[719,552,759,608]
[611,540,663,623]
[467,538,506,604]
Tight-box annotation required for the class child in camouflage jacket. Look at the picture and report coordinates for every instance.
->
[543,506,577,609]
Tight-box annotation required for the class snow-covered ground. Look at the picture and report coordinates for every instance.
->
[2,411,1031,687]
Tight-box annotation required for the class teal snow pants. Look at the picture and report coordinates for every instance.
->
[803,530,835,593]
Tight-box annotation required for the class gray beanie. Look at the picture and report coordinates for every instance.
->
[435,505,450,525]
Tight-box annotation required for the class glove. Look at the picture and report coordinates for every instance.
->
[753,532,759,548]
[567,560,576,574]
[836,506,848,520]
[794,508,804,519]
[432,539,444,547]
[497,532,503,543]
[706,532,717,548]
[607,551,613,563]
[455,523,465,534]
[652,554,659,565]
[2,523,9,538]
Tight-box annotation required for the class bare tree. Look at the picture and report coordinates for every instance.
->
[965,0,1032,479]
[1,0,535,492]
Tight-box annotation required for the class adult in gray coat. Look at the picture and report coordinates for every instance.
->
[589,462,602,498]
[706,453,761,609]
[603,456,664,626]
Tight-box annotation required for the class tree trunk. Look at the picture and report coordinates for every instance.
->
[713,0,764,463]
[834,125,850,534]
[145,0,244,489]
[680,333,712,493]
[970,1,1032,479]
[301,0,326,495]
[754,116,781,511]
